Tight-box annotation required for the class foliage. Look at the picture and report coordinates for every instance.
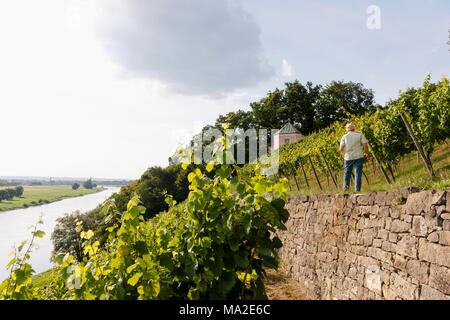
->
[0,189,9,202]
[0,161,289,300]
[0,219,45,300]
[72,183,80,190]
[111,164,190,219]
[83,179,94,189]
[0,188,20,202]
[213,80,374,136]
[51,208,105,261]
[15,186,24,197]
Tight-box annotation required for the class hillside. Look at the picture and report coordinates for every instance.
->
[287,139,450,196]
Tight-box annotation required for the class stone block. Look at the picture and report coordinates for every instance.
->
[351,245,367,256]
[382,241,396,253]
[404,215,413,223]
[432,190,446,206]
[390,219,410,233]
[443,220,450,231]
[424,208,439,230]
[418,238,450,268]
[382,284,398,300]
[439,231,450,246]
[368,247,392,264]
[378,206,389,217]
[447,190,450,212]
[404,190,445,216]
[357,194,375,206]
[390,273,417,300]
[404,191,430,215]
[396,235,417,259]
[412,216,427,237]
[429,264,450,294]
[373,238,382,248]
[406,260,428,283]
[393,254,407,270]
[388,232,398,243]
[442,212,450,220]
[420,284,450,300]
[365,265,382,295]
[385,217,392,230]
[389,206,401,219]
[361,228,375,246]
[427,231,439,243]
[378,229,389,240]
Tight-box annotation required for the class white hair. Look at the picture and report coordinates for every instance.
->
[345,123,356,131]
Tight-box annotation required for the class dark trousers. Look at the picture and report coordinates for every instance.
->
[343,158,364,192]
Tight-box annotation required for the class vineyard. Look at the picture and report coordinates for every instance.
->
[0,149,290,299]
[0,77,448,301]
[274,76,450,194]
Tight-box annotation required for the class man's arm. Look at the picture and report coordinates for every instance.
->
[339,137,346,157]
[361,134,370,158]
[363,143,369,157]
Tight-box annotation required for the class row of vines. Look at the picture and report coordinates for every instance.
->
[0,138,290,300]
[276,76,450,189]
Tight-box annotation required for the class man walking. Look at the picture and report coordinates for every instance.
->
[339,123,370,193]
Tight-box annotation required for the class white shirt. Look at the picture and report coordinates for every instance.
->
[340,131,368,161]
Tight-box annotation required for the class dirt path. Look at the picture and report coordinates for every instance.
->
[264,269,311,300]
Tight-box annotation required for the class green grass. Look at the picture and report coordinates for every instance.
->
[0,185,105,212]
[288,140,450,196]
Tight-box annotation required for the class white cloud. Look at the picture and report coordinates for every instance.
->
[281,59,294,77]
[94,0,274,96]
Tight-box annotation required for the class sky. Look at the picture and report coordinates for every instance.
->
[0,0,448,180]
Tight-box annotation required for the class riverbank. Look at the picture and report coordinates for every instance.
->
[0,185,106,212]
[0,187,120,280]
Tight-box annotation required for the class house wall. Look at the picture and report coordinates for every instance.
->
[273,133,303,150]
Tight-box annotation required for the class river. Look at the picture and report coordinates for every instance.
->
[0,187,120,280]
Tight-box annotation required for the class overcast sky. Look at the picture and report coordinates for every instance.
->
[0,0,448,180]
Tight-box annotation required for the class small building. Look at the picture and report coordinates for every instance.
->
[272,123,304,150]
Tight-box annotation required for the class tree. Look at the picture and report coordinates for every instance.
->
[72,183,80,190]
[5,188,17,200]
[52,209,103,261]
[283,81,321,135]
[83,178,94,189]
[314,81,376,128]
[14,186,24,197]
[111,164,190,218]
[0,190,8,202]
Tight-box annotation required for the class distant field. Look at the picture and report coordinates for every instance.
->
[0,185,105,212]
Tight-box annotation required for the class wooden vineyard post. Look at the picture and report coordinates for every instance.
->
[362,170,370,185]
[387,164,396,182]
[319,149,338,188]
[308,155,323,190]
[299,158,310,188]
[370,149,391,184]
[290,164,300,191]
[400,112,434,177]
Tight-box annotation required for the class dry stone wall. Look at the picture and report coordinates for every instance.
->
[278,188,450,300]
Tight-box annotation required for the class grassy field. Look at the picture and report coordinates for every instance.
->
[288,139,450,196]
[0,185,105,212]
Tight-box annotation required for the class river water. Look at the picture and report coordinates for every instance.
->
[0,187,119,280]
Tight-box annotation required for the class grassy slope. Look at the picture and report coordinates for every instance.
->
[0,185,105,211]
[32,269,55,288]
[288,139,450,196]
